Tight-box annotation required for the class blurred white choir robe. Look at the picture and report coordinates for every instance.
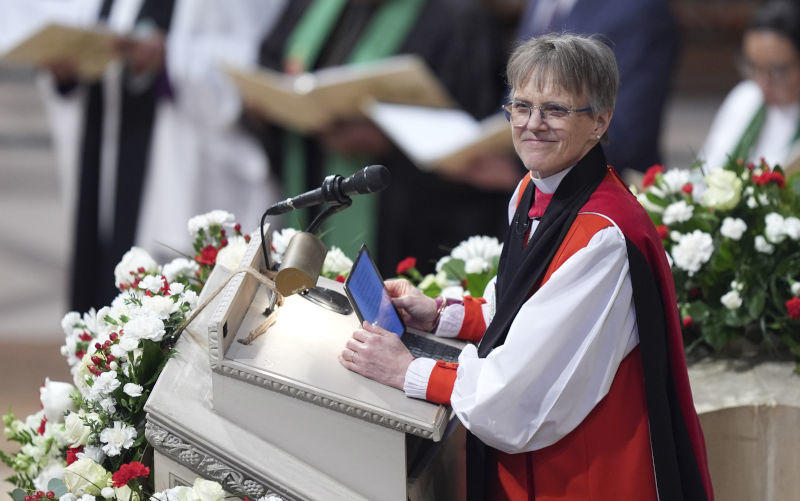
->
[137,0,286,262]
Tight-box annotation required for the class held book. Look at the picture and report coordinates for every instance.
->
[363,101,514,173]
[226,54,455,133]
[1,23,117,79]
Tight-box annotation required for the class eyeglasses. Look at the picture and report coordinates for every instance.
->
[737,57,800,83]
[501,100,592,127]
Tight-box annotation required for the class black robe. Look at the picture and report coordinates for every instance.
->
[68,0,175,312]
[257,0,513,275]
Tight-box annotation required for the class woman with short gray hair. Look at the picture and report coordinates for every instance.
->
[341,32,713,500]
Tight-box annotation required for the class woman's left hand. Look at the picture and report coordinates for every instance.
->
[339,321,414,390]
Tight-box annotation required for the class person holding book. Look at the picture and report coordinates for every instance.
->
[701,0,800,174]
[340,33,714,500]
[254,0,512,275]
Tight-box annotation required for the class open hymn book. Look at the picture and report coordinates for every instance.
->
[1,23,117,79]
[226,54,455,133]
[363,101,514,173]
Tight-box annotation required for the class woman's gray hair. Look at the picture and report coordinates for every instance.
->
[507,33,619,140]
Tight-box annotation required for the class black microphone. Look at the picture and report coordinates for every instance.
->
[265,164,390,215]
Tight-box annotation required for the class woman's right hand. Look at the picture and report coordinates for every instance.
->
[385,278,438,331]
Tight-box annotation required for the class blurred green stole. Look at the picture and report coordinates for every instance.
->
[730,104,800,166]
[282,0,425,258]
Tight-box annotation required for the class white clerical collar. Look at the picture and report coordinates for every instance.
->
[529,165,574,194]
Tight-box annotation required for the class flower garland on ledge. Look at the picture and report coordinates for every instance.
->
[637,158,800,366]
[0,210,284,501]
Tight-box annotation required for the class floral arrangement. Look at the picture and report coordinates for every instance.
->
[0,210,274,501]
[637,159,800,366]
[396,235,503,299]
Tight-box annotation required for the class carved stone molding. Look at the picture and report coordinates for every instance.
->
[218,362,441,440]
[145,421,294,501]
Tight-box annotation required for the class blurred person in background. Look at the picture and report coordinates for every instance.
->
[518,0,679,176]
[255,0,510,275]
[701,0,800,175]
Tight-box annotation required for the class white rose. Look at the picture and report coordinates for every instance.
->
[63,458,110,496]
[671,230,714,276]
[114,484,138,501]
[702,169,743,210]
[791,282,800,296]
[192,478,225,501]
[764,213,787,244]
[114,247,158,288]
[662,200,694,225]
[754,235,775,254]
[123,383,143,397]
[99,421,137,457]
[216,236,249,271]
[720,290,743,310]
[161,258,199,283]
[322,246,353,276]
[63,411,99,447]
[719,217,747,240]
[40,378,77,423]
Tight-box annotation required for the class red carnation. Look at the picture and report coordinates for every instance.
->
[642,164,664,188]
[787,297,800,319]
[112,461,151,487]
[682,316,693,328]
[396,257,417,275]
[37,416,46,435]
[335,274,346,283]
[196,245,219,265]
[66,446,83,465]
[656,225,669,240]
[681,183,693,194]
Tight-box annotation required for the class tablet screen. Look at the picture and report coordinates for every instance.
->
[345,247,404,337]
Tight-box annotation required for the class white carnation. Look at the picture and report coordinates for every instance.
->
[451,235,503,263]
[671,230,714,276]
[720,217,747,240]
[99,421,137,457]
[161,258,199,282]
[188,209,234,236]
[123,310,166,342]
[141,295,174,320]
[39,378,77,423]
[662,200,694,225]
[61,312,82,336]
[92,371,120,398]
[123,383,143,397]
[182,290,199,310]
[441,285,464,299]
[114,247,157,288]
[168,282,185,295]
[746,196,758,209]
[215,236,248,271]
[784,216,800,240]
[754,235,775,254]
[138,275,164,293]
[270,228,299,264]
[791,282,800,296]
[661,169,690,194]
[322,246,353,276]
[464,257,489,274]
[720,290,743,310]
[764,213,787,244]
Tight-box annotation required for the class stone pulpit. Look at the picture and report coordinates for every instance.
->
[145,233,465,500]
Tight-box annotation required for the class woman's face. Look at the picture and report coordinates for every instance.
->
[742,30,800,106]
[510,79,611,179]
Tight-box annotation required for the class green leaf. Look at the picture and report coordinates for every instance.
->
[47,478,68,497]
[135,340,166,386]
[747,289,766,319]
[441,259,466,281]
[465,273,491,298]
[10,488,26,501]
[419,282,442,299]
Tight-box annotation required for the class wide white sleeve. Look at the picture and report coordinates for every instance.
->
[451,225,639,454]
